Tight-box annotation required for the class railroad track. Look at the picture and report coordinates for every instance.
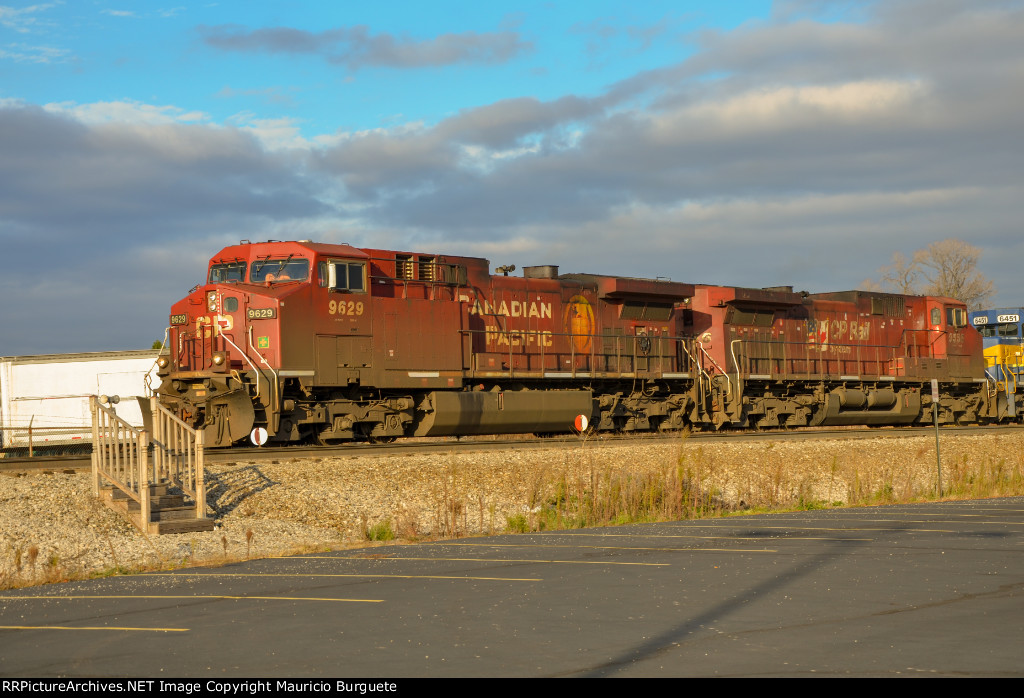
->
[2,423,1019,472]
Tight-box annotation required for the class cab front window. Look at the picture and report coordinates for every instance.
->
[251,257,310,284]
[978,323,1020,337]
[208,262,247,284]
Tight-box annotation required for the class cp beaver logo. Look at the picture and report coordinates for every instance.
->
[564,295,595,353]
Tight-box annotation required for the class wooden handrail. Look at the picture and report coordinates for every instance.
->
[91,395,207,532]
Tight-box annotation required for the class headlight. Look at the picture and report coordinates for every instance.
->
[207,291,218,312]
[157,356,169,368]
[212,352,227,366]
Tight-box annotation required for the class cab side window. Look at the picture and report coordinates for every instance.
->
[945,307,967,328]
[319,260,366,292]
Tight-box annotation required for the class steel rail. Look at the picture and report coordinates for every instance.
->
[4,423,1020,472]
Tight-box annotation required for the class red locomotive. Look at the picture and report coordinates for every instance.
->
[156,240,1006,447]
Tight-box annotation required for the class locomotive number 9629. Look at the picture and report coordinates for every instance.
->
[329,300,365,316]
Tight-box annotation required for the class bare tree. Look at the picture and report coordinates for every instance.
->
[878,251,923,294]
[917,240,995,309]
[870,239,995,309]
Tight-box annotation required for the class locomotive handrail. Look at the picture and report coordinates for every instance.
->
[144,327,169,395]
[458,327,693,379]
[695,342,731,396]
[175,329,187,369]
[177,324,219,372]
[459,323,967,384]
[897,327,948,360]
[730,339,743,399]
[725,333,987,382]
[729,336,902,380]
[247,325,278,413]
[678,340,710,407]
[679,341,708,380]
[1004,360,1018,395]
[221,328,262,398]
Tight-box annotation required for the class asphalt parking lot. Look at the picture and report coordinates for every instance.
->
[2,497,1023,677]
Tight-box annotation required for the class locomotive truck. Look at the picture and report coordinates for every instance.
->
[156,240,1007,447]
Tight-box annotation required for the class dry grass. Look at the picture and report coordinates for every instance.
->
[492,430,1024,533]
[0,537,334,591]
[2,543,98,589]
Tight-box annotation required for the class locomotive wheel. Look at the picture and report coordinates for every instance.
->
[310,426,350,446]
[314,435,347,446]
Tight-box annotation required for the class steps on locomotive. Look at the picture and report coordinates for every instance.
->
[101,484,215,535]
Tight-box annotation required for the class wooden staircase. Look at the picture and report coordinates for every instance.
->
[92,395,213,536]
[101,483,215,535]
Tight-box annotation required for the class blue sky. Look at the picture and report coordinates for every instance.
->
[2,0,1023,353]
[2,2,764,133]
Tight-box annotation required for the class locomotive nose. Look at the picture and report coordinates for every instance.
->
[159,374,256,448]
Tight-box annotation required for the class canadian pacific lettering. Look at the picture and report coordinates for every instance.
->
[469,297,553,319]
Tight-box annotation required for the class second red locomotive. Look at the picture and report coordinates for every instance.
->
[156,240,1004,447]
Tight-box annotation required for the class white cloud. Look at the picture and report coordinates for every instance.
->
[0,3,56,33]
[458,142,541,172]
[0,42,71,63]
[649,186,982,228]
[227,113,310,151]
[656,79,928,141]
[43,99,210,125]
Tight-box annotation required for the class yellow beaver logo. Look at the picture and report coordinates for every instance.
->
[564,295,594,353]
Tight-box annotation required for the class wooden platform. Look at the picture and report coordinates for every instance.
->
[101,483,215,535]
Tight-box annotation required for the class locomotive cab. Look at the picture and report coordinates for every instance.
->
[158,241,373,446]
[970,308,1024,397]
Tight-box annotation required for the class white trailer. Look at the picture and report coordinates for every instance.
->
[0,349,161,454]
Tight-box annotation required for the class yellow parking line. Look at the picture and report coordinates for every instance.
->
[309,556,668,566]
[561,527,950,535]
[144,573,540,582]
[448,533,870,542]
[0,595,383,603]
[810,517,1024,527]
[443,541,794,550]
[0,625,188,632]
